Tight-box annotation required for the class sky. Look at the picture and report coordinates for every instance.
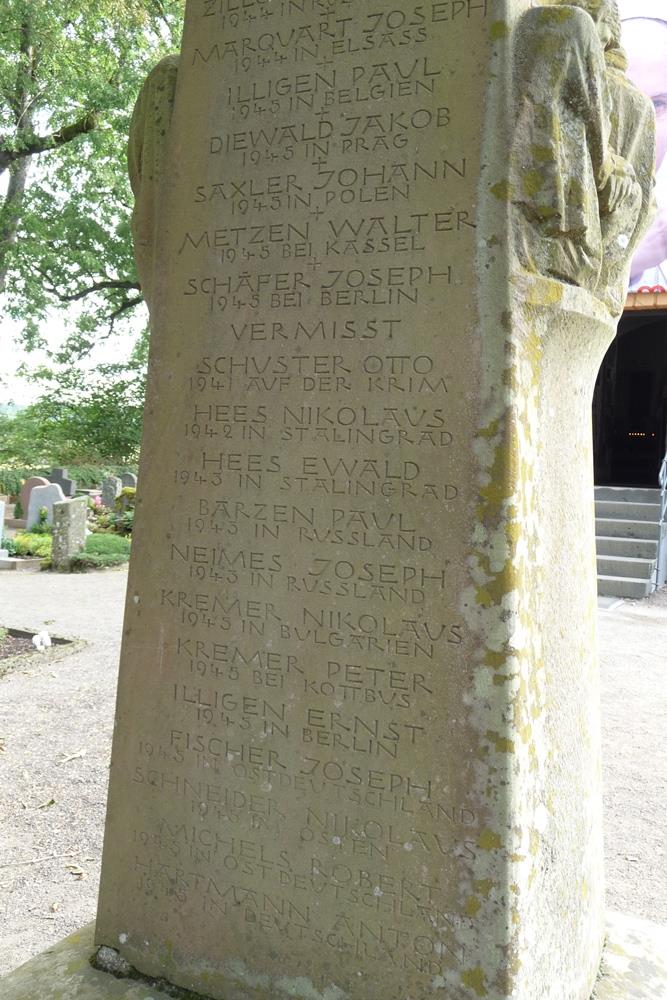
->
[0,306,145,407]
[1,315,50,406]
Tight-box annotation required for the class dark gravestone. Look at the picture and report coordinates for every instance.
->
[49,468,77,498]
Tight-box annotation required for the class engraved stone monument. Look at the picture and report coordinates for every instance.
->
[90,2,656,1000]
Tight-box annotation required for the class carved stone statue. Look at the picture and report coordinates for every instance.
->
[127,54,180,309]
[511,0,655,314]
[597,6,657,311]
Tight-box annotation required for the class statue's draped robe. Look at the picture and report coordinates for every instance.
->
[511,5,656,312]
[600,62,656,312]
[512,7,616,290]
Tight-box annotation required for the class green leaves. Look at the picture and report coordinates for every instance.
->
[0,376,145,466]
[0,1,184,459]
[0,0,184,345]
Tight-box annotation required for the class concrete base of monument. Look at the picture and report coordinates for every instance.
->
[0,557,45,572]
[1,913,665,1000]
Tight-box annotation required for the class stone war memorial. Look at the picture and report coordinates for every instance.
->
[3,1,667,999]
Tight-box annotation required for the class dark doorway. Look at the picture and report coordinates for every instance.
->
[593,312,667,486]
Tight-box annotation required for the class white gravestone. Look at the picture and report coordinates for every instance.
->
[26,483,66,530]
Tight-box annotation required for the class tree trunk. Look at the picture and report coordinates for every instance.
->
[0,156,31,295]
[0,15,35,295]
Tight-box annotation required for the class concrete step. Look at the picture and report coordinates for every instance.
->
[595,486,661,503]
[597,555,655,580]
[595,518,661,540]
[595,500,662,522]
[595,535,659,559]
[597,575,654,599]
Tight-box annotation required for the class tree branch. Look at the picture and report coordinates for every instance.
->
[0,158,31,293]
[33,268,144,326]
[40,276,141,304]
[150,0,172,35]
[107,296,145,336]
[110,296,144,321]
[0,112,99,171]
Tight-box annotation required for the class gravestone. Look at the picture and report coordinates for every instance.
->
[51,497,88,571]
[26,483,66,530]
[19,476,50,518]
[94,3,655,1000]
[101,476,122,509]
[121,473,138,490]
[48,467,77,497]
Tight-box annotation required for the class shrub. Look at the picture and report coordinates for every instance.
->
[113,510,134,535]
[0,469,28,496]
[87,497,114,534]
[29,507,53,535]
[85,535,131,557]
[13,499,23,519]
[12,533,53,559]
[110,487,136,535]
[114,487,136,510]
[69,533,131,571]
[1,537,17,556]
[70,552,130,570]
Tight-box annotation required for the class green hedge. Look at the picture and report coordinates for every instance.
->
[0,465,138,497]
[70,533,131,571]
[70,552,130,570]
[85,535,131,556]
[8,526,131,571]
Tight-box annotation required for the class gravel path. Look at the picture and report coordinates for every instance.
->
[0,570,665,977]
[0,569,127,977]
[599,589,667,924]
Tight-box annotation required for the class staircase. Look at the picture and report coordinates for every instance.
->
[595,486,661,599]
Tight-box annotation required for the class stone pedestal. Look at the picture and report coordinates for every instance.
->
[92,2,655,1000]
[2,913,666,1000]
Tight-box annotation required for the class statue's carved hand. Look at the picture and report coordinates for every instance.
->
[602,157,639,213]
[605,173,636,212]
